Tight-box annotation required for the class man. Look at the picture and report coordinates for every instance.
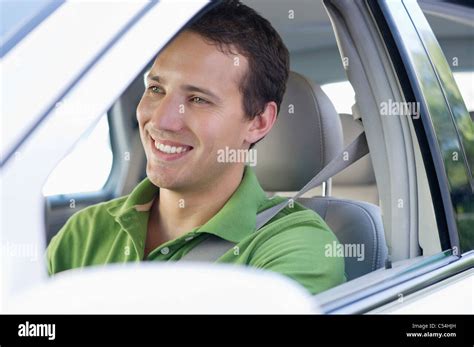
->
[47,0,345,294]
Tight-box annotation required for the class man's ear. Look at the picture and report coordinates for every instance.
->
[244,101,278,146]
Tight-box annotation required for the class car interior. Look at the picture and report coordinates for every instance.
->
[42,0,474,294]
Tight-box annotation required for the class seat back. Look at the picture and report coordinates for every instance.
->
[255,71,388,280]
[299,197,387,280]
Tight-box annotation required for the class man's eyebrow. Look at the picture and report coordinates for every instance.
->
[145,74,221,102]
[146,74,163,83]
[181,84,221,102]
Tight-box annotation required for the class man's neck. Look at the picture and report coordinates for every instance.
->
[152,166,245,243]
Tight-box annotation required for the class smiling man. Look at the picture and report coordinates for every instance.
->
[47,0,345,295]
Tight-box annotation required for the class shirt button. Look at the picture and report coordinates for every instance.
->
[160,247,170,255]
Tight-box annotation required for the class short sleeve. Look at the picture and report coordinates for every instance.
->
[249,222,346,295]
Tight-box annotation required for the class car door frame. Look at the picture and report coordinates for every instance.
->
[1,0,210,306]
[314,0,473,313]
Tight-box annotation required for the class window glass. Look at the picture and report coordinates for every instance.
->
[42,115,113,196]
[422,9,474,252]
[321,81,355,114]
[453,71,474,112]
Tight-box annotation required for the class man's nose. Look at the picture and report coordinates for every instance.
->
[150,95,185,132]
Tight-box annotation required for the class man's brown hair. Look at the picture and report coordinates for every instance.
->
[187,0,290,126]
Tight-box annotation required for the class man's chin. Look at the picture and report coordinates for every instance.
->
[146,167,188,190]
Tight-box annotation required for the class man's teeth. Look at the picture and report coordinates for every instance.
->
[154,141,189,154]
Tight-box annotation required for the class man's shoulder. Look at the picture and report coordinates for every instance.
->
[260,195,331,233]
[66,195,128,227]
[48,195,129,247]
[254,195,342,265]
[46,194,131,275]
[249,196,346,294]
[253,195,340,259]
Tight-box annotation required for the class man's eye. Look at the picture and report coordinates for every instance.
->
[149,86,163,94]
[190,96,209,104]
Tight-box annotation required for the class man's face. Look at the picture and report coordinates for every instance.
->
[137,31,251,192]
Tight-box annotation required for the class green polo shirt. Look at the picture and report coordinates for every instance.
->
[47,166,345,294]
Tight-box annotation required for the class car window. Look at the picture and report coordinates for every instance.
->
[421,5,474,252]
[321,81,355,114]
[42,115,113,196]
[0,0,63,57]
[423,8,474,169]
[453,71,474,112]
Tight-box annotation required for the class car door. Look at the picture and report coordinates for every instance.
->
[1,0,209,305]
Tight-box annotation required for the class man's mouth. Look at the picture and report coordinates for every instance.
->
[149,136,194,161]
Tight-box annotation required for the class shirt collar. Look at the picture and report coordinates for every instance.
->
[197,166,267,242]
[107,166,268,244]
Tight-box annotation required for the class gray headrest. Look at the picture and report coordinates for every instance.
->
[255,71,343,191]
[332,113,375,185]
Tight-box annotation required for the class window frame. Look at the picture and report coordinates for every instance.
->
[378,0,473,255]
[314,0,473,313]
[0,0,64,58]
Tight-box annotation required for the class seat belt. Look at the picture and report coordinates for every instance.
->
[180,132,369,262]
[180,235,235,262]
